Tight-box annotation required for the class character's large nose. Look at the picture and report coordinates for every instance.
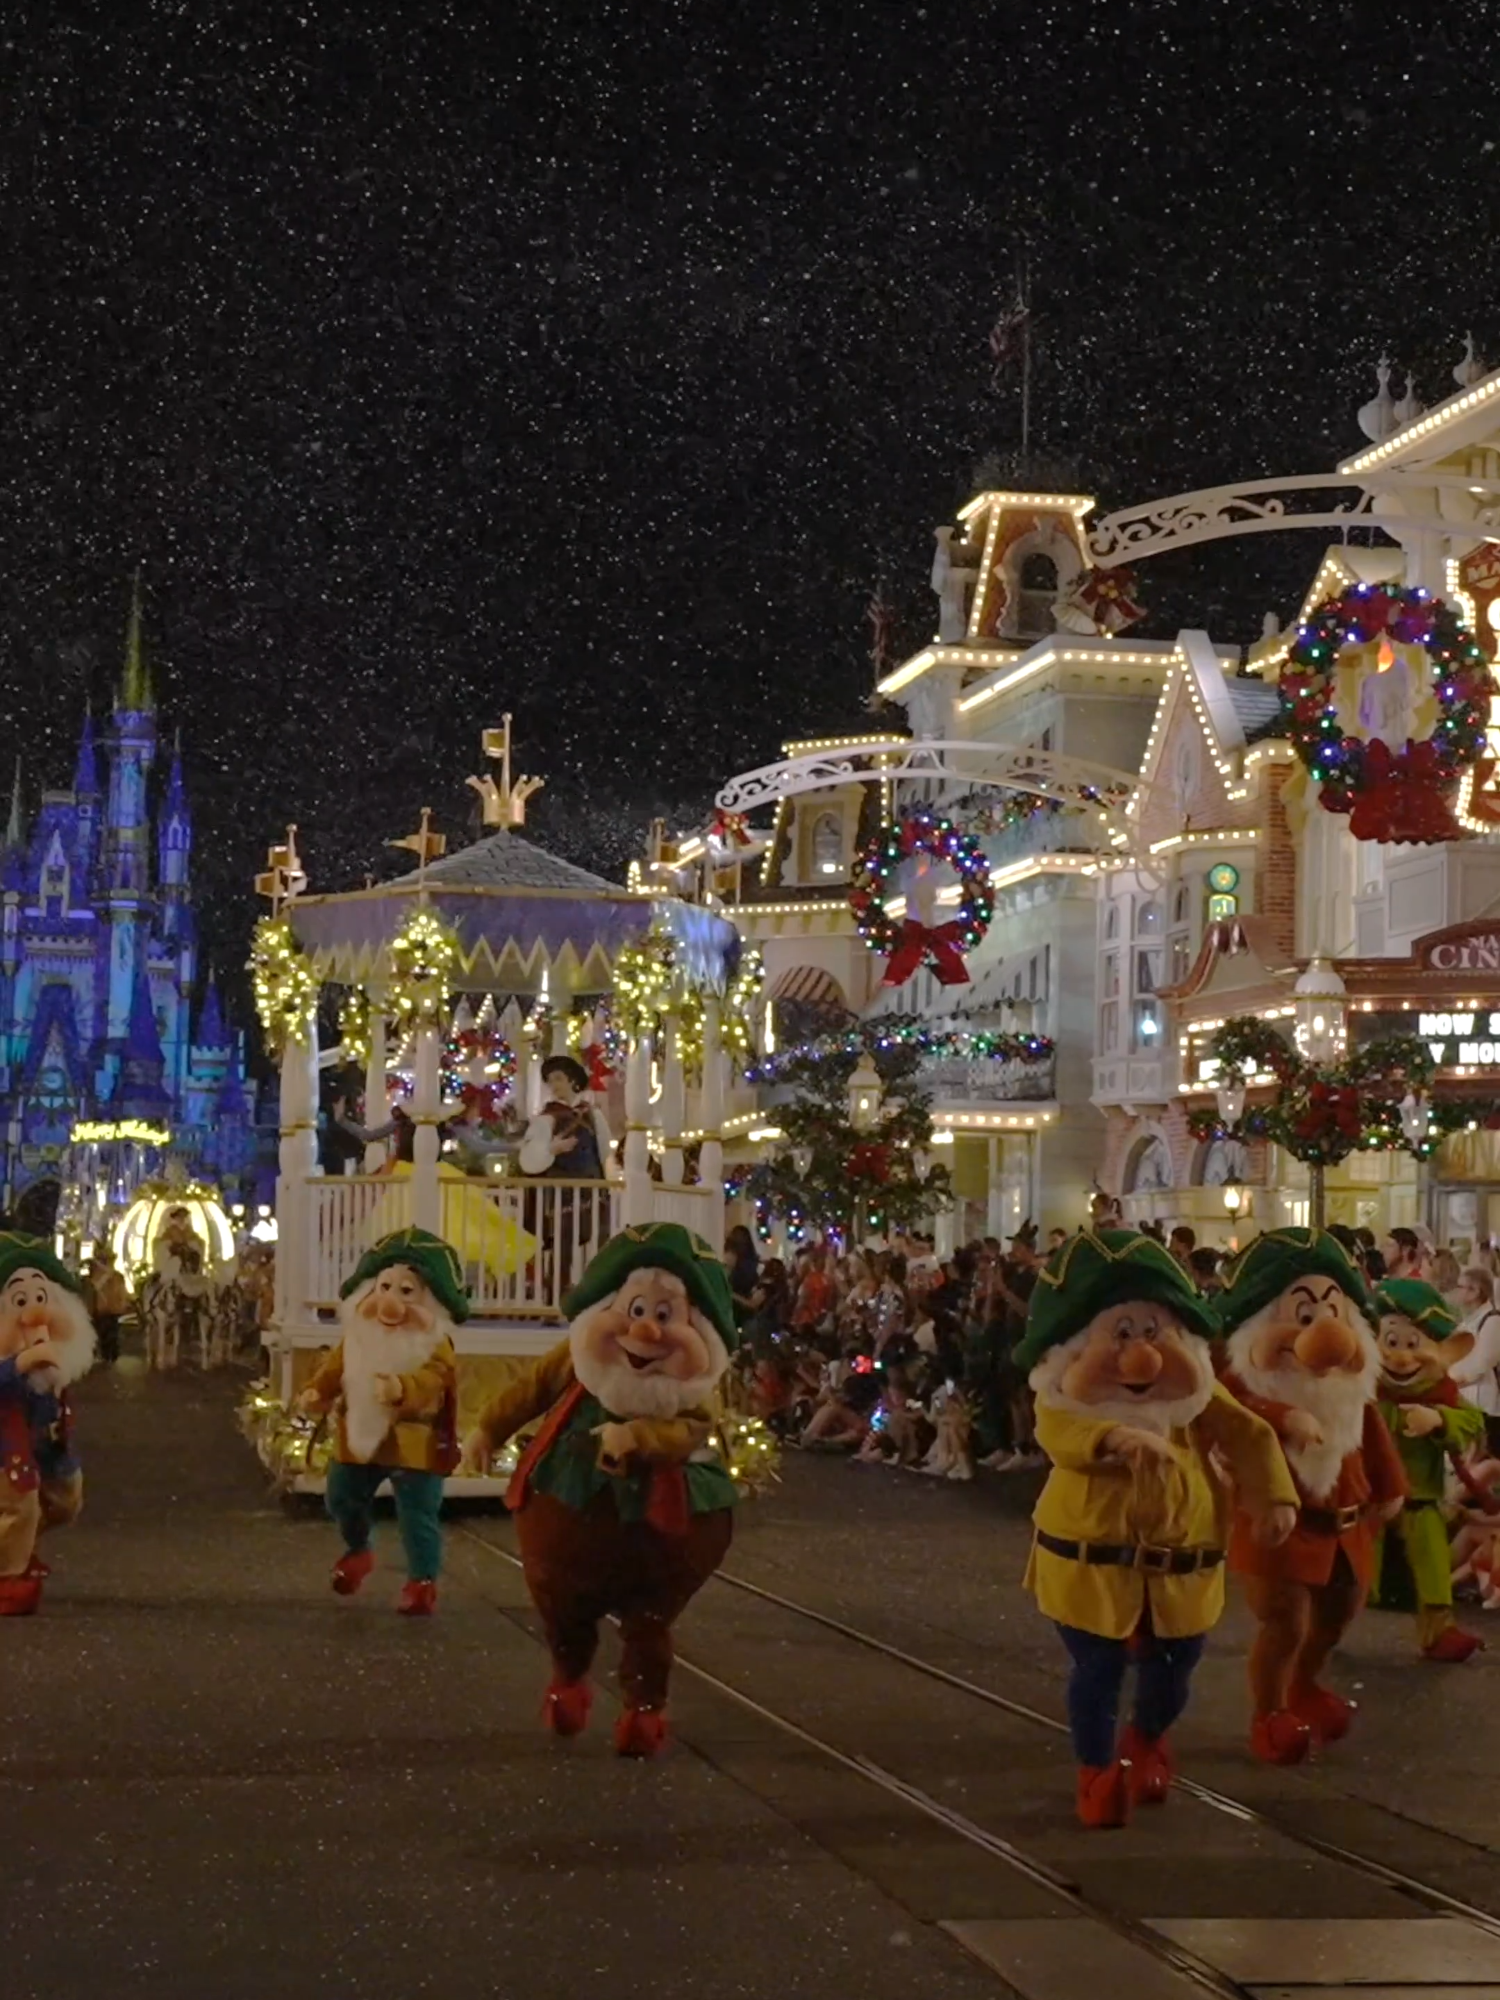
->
[1117,1339,1163,1385]
[626,1316,667,1346]
[17,1304,49,1332]
[1293,1317,1359,1375]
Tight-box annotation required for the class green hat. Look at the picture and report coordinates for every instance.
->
[564,1222,738,1350]
[1373,1277,1457,1341]
[0,1233,82,1298]
[1013,1228,1216,1373]
[1215,1227,1372,1335]
[340,1227,470,1323]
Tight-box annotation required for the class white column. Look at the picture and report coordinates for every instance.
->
[622,1030,653,1225]
[274,1018,319,1333]
[697,996,726,1250]
[660,1017,686,1187]
[410,1023,442,1235]
[363,1008,389,1174]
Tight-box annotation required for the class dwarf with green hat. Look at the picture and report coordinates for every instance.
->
[1369,1277,1485,1663]
[1217,1227,1409,1764]
[297,1227,466,1616]
[0,1234,97,1616]
[464,1222,740,1757]
[1019,1228,1297,1829]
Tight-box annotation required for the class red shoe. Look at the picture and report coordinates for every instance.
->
[0,1575,42,1617]
[1075,1762,1131,1828]
[331,1549,375,1597]
[1289,1683,1355,1743]
[1250,1709,1313,1765]
[24,1556,50,1581]
[543,1679,593,1738]
[1118,1724,1173,1804]
[614,1708,670,1759]
[1423,1624,1483,1663]
[396,1580,437,1617]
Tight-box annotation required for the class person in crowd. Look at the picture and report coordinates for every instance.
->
[1382,1227,1424,1280]
[1188,1246,1223,1295]
[985,1225,1044,1470]
[790,1243,835,1338]
[1047,1227,1069,1254]
[1168,1224,1196,1272]
[869,1253,911,1360]
[1451,1264,1500,1456]
[724,1224,761,1326]
[83,1244,130,1365]
[1430,1245,1463,1300]
[1354,1227,1386,1283]
[741,1258,791,1353]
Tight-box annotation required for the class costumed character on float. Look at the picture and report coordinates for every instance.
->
[1370,1278,1485,1662]
[298,1227,463,1617]
[463,1221,738,1758]
[0,1234,97,1615]
[1216,1228,1407,1763]
[518,1052,615,1293]
[1018,1228,1297,1828]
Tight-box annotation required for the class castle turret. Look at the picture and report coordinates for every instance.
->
[101,577,157,1051]
[108,961,172,1123]
[72,706,100,891]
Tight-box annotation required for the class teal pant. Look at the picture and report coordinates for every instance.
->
[326,1461,445,1582]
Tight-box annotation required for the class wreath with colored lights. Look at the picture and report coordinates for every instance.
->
[849,811,994,987]
[1280,584,1493,843]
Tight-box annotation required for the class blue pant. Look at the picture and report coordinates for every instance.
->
[325,1461,445,1582]
[1056,1621,1206,1768]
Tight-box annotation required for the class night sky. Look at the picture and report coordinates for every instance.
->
[4,3,1498,1007]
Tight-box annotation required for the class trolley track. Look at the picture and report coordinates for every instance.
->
[457,1524,1500,1998]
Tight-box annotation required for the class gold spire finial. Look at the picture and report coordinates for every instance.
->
[468,715,545,828]
[254,825,307,915]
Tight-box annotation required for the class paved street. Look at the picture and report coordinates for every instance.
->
[8,1363,1500,2000]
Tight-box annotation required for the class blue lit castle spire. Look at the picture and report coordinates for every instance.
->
[0,578,257,1211]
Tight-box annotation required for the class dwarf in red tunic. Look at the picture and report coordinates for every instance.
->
[1217,1228,1407,1765]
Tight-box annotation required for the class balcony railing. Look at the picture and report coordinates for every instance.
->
[303,1175,621,1320]
[916,1052,1056,1103]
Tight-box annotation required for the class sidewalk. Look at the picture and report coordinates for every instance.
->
[3,1362,1000,2000]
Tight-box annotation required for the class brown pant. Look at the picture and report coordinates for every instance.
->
[1242,1553,1364,1716]
[516,1488,733,1711]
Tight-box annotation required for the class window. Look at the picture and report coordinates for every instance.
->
[1102,953,1120,999]
[1016,553,1058,637]
[1098,1001,1119,1051]
[1172,882,1190,925]
[811,811,843,878]
[1135,948,1161,995]
[1132,999,1161,1050]
[1135,899,1162,936]
[1170,934,1192,983]
[1105,902,1120,941]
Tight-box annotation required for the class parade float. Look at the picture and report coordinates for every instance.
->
[242,727,754,1493]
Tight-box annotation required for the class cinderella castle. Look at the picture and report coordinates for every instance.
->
[0,585,256,1216]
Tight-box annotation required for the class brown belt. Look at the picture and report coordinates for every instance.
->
[1301,1502,1363,1535]
[1034,1530,1223,1574]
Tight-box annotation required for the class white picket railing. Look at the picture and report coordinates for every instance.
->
[302,1175,621,1319]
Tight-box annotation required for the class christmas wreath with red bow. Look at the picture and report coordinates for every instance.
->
[849,809,994,987]
[1280,583,1493,843]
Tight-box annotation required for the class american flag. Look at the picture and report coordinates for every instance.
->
[988,288,1030,385]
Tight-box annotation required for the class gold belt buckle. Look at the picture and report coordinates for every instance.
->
[1136,1543,1176,1572]
[1336,1504,1361,1533]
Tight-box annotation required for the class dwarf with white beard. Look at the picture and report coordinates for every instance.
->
[463,1222,739,1758]
[298,1228,464,1617]
[1019,1229,1297,1828]
[0,1234,97,1616]
[1218,1228,1408,1765]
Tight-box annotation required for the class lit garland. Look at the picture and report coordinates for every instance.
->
[714,1411,781,1498]
[612,924,675,1037]
[722,945,764,1059]
[337,988,372,1069]
[849,809,994,986]
[746,1017,1053,1086]
[238,1381,526,1492]
[249,916,318,1053]
[387,908,459,1033]
[1280,584,1493,841]
[442,1026,517,1119]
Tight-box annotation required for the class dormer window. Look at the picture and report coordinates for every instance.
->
[1016,553,1059,638]
[811,810,844,879]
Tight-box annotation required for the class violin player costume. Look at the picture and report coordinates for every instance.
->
[466,1222,738,1759]
[1019,1229,1297,1828]
[298,1228,463,1617]
[1370,1278,1485,1663]
[1217,1229,1409,1763]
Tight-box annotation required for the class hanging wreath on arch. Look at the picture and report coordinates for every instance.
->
[1280,583,1493,843]
[849,809,994,987]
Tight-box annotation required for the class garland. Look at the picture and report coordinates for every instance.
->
[387,908,459,1033]
[612,923,675,1038]
[746,1019,1053,1086]
[442,1026,517,1120]
[1190,1016,1439,1166]
[849,809,993,987]
[249,916,318,1053]
[1280,584,1492,842]
[337,988,371,1069]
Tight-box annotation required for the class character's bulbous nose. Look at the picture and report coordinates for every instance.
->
[1117,1339,1163,1385]
[1293,1317,1359,1375]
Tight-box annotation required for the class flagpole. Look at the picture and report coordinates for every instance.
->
[1019,259,1031,470]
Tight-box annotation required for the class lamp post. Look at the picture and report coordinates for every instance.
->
[1293,958,1349,1231]
[847,1054,884,1132]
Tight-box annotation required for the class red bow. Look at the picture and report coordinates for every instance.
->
[1295,1080,1362,1145]
[583,1042,615,1092]
[1344,739,1462,844]
[846,1142,892,1183]
[882,918,972,988]
[708,810,753,850]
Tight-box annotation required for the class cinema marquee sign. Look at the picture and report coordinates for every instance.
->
[1354,1008,1500,1071]
[1420,927,1500,973]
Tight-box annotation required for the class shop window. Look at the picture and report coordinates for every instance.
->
[1135,948,1161,995]
[1135,899,1162,936]
[1132,999,1161,1050]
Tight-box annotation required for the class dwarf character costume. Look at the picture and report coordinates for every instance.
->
[1217,1228,1408,1762]
[0,1234,96,1615]
[299,1227,463,1617]
[1019,1229,1296,1828]
[469,1221,738,1758]
[1371,1278,1485,1663]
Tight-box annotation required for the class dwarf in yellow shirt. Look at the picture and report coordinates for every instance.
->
[1018,1229,1297,1828]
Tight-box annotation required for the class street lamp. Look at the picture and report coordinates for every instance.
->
[1215,1078,1247,1128]
[1399,1091,1432,1147]
[1293,957,1348,1066]
[790,1144,814,1179]
[1222,1178,1243,1216]
[911,1145,933,1178]
[847,1054,884,1132]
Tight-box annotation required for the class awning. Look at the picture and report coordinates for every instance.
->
[769,964,848,1011]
